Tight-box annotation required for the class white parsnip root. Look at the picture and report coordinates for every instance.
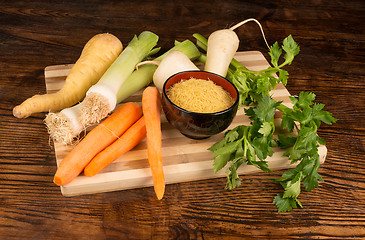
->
[13,33,123,118]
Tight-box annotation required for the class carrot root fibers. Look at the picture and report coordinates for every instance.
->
[53,102,142,186]
[142,86,165,200]
[84,116,147,177]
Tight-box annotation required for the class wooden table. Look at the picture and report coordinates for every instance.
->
[1,0,364,239]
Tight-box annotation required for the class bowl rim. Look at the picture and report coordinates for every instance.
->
[162,70,240,116]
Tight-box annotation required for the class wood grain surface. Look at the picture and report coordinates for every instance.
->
[46,51,327,196]
[1,0,364,239]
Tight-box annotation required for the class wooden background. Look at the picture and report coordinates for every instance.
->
[0,0,364,239]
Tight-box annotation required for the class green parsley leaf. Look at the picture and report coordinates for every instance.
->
[278,69,289,86]
[211,140,241,157]
[277,134,296,149]
[301,155,322,191]
[312,103,338,125]
[209,95,279,187]
[258,122,273,137]
[213,153,231,174]
[225,157,244,190]
[283,172,302,198]
[268,41,282,67]
[273,193,303,212]
[282,35,300,65]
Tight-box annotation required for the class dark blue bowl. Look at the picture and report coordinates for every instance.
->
[161,70,239,140]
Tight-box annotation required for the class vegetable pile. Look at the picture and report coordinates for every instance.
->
[13,19,337,212]
[44,36,200,145]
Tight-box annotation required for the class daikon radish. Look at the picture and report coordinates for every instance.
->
[204,18,270,77]
[137,50,199,91]
[13,33,123,118]
[204,29,239,77]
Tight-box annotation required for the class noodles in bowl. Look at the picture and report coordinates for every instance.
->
[162,70,239,139]
[166,78,235,113]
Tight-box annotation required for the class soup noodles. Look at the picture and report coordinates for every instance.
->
[166,78,234,113]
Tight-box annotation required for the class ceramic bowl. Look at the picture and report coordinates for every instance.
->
[161,70,239,139]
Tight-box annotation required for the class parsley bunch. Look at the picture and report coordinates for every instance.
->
[273,92,337,211]
[210,92,337,212]
[194,33,337,211]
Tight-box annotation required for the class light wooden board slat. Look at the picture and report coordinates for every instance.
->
[45,51,327,196]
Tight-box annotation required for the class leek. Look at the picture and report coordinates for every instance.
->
[81,31,159,124]
[116,39,201,102]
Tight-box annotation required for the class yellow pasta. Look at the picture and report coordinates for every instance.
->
[167,78,234,113]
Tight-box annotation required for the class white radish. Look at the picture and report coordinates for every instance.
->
[204,18,270,77]
[204,29,239,77]
[137,50,199,91]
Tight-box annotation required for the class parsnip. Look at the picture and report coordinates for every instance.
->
[13,33,123,118]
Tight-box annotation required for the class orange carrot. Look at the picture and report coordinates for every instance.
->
[53,102,142,186]
[142,86,165,200]
[84,116,147,177]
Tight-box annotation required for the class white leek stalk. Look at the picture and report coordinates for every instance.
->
[45,103,84,144]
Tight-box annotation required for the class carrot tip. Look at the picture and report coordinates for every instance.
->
[155,186,165,200]
[53,176,63,186]
[83,169,95,178]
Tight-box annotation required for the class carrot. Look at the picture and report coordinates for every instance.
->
[142,86,165,200]
[84,116,147,177]
[53,102,142,186]
[13,33,123,118]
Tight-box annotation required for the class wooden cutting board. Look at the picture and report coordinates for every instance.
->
[45,51,327,196]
